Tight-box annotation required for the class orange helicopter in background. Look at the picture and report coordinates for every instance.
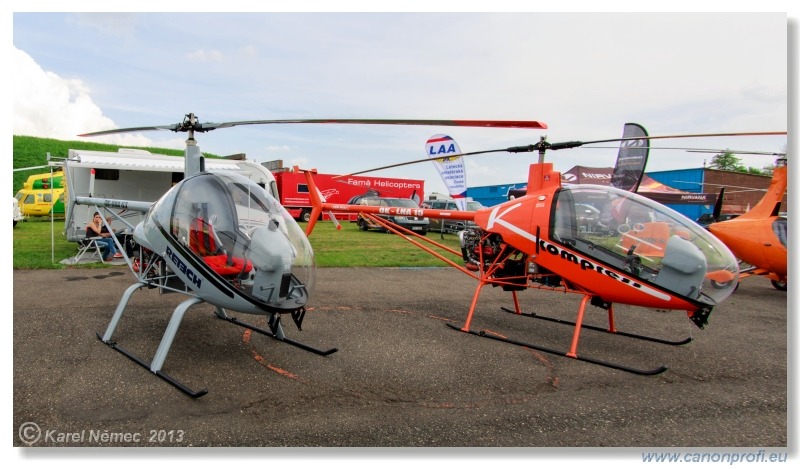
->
[299,131,786,375]
[707,157,788,290]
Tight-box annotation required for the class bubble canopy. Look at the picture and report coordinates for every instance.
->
[552,184,739,305]
[156,171,315,313]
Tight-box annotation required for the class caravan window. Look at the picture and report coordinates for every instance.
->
[94,169,119,180]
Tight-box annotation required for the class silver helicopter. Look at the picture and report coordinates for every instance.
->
[74,112,544,397]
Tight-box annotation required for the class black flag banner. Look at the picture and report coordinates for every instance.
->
[610,123,649,192]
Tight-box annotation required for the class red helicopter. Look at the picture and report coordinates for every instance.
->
[706,157,788,290]
[300,130,786,375]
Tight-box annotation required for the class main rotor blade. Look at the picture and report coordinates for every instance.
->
[675,181,770,192]
[686,149,787,156]
[13,165,51,172]
[579,131,786,146]
[78,124,182,137]
[333,146,533,178]
[333,130,787,178]
[79,117,548,137]
[211,118,548,130]
[581,146,787,156]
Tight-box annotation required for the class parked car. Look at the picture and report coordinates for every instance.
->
[357,197,430,234]
[12,197,24,227]
[422,199,484,233]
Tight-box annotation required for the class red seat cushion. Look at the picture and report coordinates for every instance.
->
[203,254,252,277]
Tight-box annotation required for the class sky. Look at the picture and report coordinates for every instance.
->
[4,1,797,465]
[6,5,792,198]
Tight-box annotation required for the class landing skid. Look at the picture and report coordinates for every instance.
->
[215,310,338,356]
[96,332,209,398]
[499,307,692,346]
[96,283,336,399]
[96,289,210,398]
[445,323,668,376]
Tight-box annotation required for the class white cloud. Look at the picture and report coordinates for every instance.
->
[239,45,259,58]
[12,47,158,148]
[13,47,112,139]
[265,145,292,152]
[186,49,224,62]
[67,12,139,39]
[288,157,309,167]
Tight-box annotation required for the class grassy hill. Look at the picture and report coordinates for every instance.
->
[12,135,218,194]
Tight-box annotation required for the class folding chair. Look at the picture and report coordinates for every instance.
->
[73,228,107,264]
[74,237,106,263]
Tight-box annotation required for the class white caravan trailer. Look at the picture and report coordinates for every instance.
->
[60,148,277,242]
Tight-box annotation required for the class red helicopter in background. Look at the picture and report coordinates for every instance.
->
[706,157,788,290]
[670,147,788,291]
[301,130,786,375]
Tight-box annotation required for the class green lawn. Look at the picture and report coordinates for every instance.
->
[12,134,466,270]
[12,216,465,269]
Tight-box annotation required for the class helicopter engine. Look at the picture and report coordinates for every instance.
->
[458,228,529,291]
[459,228,499,272]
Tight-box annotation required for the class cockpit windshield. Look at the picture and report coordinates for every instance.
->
[166,172,315,311]
[551,185,738,305]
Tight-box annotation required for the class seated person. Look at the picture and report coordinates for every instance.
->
[86,212,118,261]
[101,215,132,257]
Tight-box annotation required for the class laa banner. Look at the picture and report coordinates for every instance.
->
[425,134,467,210]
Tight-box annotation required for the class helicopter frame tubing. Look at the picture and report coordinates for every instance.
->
[95,247,336,398]
[361,213,684,376]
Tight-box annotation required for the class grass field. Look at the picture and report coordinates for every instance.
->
[12,216,465,269]
[12,134,465,270]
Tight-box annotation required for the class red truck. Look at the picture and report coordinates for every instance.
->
[272,170,425,222]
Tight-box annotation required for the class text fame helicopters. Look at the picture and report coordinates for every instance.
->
[300,130,787,375]
[74,113,547,397]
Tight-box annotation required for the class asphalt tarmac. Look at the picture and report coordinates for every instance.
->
[13,266,789,450]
